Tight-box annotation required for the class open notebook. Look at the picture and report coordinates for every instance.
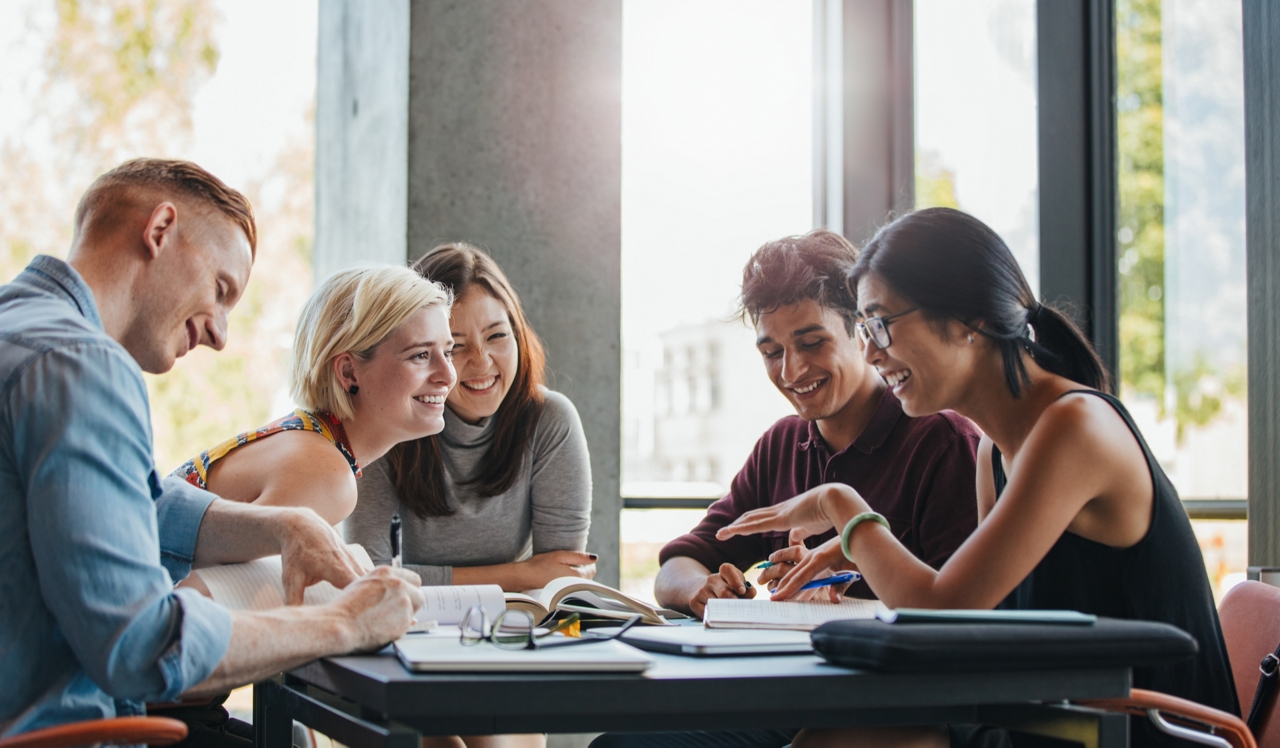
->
[703,597,887,631]
[504,577,685,626]
[193,547,506,629]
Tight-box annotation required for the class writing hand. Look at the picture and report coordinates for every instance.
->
[689,563,755,619]
[333,566,426,650]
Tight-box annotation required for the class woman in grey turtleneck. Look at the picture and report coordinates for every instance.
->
[346,243,595,596]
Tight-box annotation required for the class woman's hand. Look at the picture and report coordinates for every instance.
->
[768,537,856,601]
[716,483,870,544]
[514,550,598,590]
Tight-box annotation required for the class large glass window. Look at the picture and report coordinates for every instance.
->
[619,0,812,599]
[1115,0,1248,597]
[914,0,1039,292]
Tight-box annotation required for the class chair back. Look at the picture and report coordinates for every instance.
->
[1219,580,1280,748]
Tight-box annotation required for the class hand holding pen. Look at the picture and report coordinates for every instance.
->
[767,535,861,602]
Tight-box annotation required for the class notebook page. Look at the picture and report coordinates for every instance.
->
[194,544,374,611]
[417,584,506,625]
[704,598,884,631]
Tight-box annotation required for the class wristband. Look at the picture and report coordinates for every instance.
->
[839,511,890,562]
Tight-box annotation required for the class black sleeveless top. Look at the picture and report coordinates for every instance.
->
[992,391,1238,742]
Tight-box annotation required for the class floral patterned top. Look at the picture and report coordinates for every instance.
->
[171,409,361,490]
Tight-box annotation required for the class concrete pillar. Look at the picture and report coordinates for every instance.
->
[316,0,623,586]
[315,0,410,280]
[1245,0,1280,569]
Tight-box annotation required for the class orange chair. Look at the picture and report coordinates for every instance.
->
[0,716,187,748]
[1082,581,1280,748]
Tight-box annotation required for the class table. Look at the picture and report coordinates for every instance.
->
[254,648,1132,748]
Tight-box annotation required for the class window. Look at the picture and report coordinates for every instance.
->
[1115,0,1247,597]
[914,0,1039,291]
[619,0,812,599]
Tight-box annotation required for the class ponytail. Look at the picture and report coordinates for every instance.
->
[1023,303,1111,394]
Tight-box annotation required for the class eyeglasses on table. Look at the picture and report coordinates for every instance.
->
[459,606,643,650]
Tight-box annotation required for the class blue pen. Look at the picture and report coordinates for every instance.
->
[793,571,860,592]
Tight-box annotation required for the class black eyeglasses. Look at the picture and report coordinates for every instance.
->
[459,607,643,650]
[855,307,920,349]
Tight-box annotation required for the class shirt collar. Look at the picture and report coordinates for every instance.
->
[800,388,905,456]
[19,254,104,331]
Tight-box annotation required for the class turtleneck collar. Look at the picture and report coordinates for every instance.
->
[441,404,497,448]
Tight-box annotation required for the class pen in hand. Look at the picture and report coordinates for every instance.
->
[773,571,860,596]
[390,512,403,569]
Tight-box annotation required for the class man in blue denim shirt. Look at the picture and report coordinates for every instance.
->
[0,159,426,738]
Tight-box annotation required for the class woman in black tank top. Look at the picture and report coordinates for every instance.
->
[716,209,1237,748]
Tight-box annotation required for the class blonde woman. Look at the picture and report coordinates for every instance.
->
[171,265,456,525]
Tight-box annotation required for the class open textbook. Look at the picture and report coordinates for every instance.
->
[503,577,686,626]
[192,547,506,630]
[704,597,887,631]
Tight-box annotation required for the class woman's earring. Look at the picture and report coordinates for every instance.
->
[968,333,975,345]
[348,385,359,396]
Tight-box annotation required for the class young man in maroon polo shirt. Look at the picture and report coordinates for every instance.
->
[654,229,981,617]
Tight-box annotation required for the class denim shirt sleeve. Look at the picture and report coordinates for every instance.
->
[10,342,231,702]
[156,476,216,583]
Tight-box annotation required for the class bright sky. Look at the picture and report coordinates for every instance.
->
[620,0,1041,349]
[620,0,814,348]
[915,0,1040,291]
[0,0,317,197]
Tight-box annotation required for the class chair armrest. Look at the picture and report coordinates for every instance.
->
[0,716,188,748]
[1080,688,1254,748]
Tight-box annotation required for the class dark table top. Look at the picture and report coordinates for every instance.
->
[286,647,1132,736]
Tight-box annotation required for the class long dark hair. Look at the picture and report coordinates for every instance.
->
[386,243,548,517]
[850,208,1111,397]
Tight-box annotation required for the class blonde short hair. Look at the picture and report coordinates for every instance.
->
[291,265,452,420]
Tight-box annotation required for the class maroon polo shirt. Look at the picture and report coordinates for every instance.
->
[659,390,980,598]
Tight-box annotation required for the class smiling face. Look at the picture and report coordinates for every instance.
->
[446,289,519,424]
[125,210,253,374]
[856,272,979,417]
[346,305,456,441]
[754,299,878,427]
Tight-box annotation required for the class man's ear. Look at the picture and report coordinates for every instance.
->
[142,202,178,260]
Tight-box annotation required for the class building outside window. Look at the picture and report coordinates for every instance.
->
[619,0,810,599]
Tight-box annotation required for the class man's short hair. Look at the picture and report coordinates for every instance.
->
[737,229,861,335]
[74,158,257,254]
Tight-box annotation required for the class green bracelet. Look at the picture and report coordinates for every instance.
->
[839,511,890,562]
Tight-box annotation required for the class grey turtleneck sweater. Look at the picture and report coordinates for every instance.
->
[345,389,592,585]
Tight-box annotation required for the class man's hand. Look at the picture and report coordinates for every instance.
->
[333,566,427,651]
[688,563,755,619]
[273,508,369,605]
[188,565,427,695]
